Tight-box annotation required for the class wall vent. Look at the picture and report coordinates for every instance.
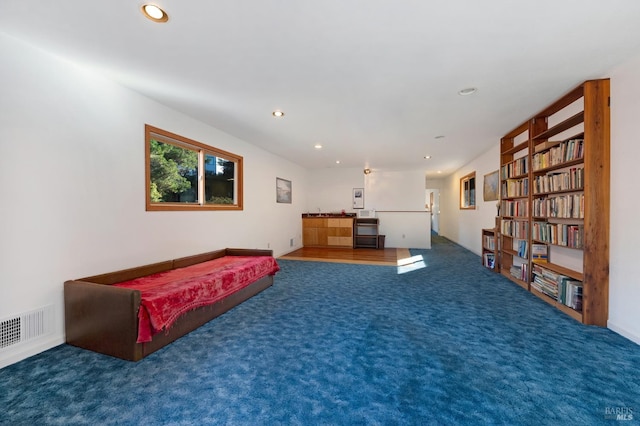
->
[0,305,54,350]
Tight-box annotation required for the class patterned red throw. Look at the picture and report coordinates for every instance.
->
[115,256,280,342]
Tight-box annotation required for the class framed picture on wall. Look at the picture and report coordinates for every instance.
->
[276,177,292,203]
[353,188,364,209]
[483,170,499,201]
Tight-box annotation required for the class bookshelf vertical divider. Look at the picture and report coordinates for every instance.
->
[498,79,610,326]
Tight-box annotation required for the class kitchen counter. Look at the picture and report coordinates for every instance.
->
[301,213,357,218]
[302,215,354,247]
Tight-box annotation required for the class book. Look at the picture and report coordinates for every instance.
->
[565,281,583,311]
[484,253,495,269]
[517,240,528,258]
[531,244,548,263]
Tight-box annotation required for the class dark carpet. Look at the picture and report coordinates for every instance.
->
[1,236,638,425]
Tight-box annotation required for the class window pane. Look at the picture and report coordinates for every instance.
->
[204,153,235,205]
[149,139,199,203]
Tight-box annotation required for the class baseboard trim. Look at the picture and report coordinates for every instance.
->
[0,335,65,369]
[608,321,640,346]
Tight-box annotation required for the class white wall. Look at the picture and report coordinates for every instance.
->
[439,144,500,254]
[306,168,364,213]
[377,212,430,249]
[308,168,431,248]
[0,33,308,367]
[608,54,640,344]
[365,169,431,248]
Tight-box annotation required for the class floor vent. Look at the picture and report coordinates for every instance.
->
[0,306,54,350]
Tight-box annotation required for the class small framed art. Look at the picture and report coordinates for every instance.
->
[276,178,292,203]
[353,188,364,209]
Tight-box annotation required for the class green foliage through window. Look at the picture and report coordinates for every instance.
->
[145,125,243,211]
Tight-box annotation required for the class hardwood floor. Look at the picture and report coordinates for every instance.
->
[279,247,411,266]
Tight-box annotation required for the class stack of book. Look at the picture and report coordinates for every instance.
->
[501,177,529,198]
[532,167,584,194]
[531,264,583,311]
[532,194,584,219]
[532,139,584,170]
[531,222,583,248]
[501,156,528,179]
[483,234,495,250]
[509,263,527,281]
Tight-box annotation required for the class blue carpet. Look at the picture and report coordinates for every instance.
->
[2,236,639,425]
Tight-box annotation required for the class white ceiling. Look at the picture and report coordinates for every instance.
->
[2,1,640,176]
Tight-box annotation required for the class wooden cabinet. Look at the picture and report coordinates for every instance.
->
[302,217,353,247]
[327,218,354,246]
[498,79,609,326]
[302,218,327,246]
[354,218,379,248]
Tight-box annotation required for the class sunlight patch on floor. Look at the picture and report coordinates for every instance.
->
[397,254,426,274]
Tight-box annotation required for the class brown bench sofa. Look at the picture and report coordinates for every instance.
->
[64,248,278,361]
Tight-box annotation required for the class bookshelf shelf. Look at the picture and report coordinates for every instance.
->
[502,140,529,156]
[501,270,528,290]
[530,287,583,322]
[533,188,584,197]
[532,158,584,175]
[502,248,522,258]
[532,111,585,140]
[537,261,584,281]
[498,79,609,326]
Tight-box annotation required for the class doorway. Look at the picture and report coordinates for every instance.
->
[426,189,440,235]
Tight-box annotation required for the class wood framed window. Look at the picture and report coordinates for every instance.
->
[460,171,476,209]
[145,125,243,211]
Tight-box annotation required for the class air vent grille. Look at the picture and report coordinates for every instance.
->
[0,317,21,348]
[0,306,54,350]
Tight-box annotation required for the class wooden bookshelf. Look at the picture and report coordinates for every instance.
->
[498,79,609,326]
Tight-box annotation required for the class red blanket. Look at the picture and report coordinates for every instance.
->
[114,256,279,342]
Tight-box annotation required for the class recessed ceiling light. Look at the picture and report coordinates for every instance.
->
[141,4,169,22]
[424,155,431,159]
[272,110,285,118]
[314,144,323,149]
[335,160,341,164]
[458,87,477,96]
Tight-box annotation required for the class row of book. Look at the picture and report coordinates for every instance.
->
[517,240,528,258]
[513,241,548,262]
[531,264,583,311]
[501,156,528,179]
[502,177,529,198]
[509,263,528,282]
[502,199,529,217]
[532,139,584,171]
[533,167,584,194]
[532,194,585,219]
[532,222,584,248]
[483,235,496,250]
[501,219,529,239]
